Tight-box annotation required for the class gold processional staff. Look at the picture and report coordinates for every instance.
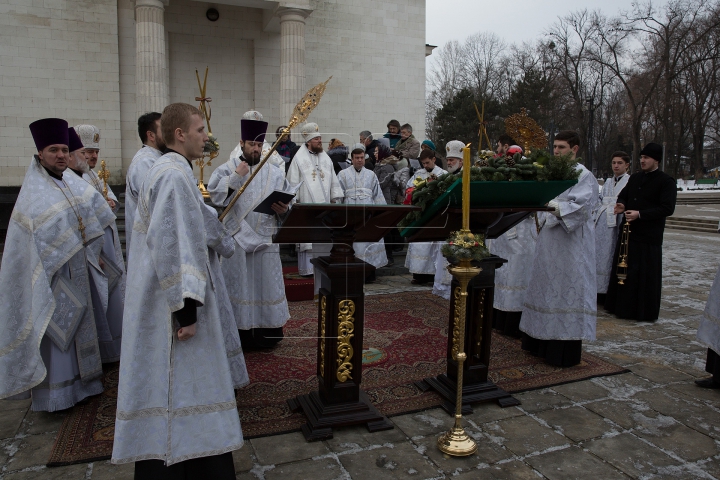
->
[218,76,332,222]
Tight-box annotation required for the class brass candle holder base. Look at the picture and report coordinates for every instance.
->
[436,256,480,457]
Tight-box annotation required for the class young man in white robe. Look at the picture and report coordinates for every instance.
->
[595,151,630,301]
[406,149,447,285]
[432,140,465,299]
[286,122,344,297]
[520,130,599,367]
[337,144,388,282]
[65,127,125,363]
[74,124,119,213]
[125,112,165,258]
[208,112,291,349]
[0,118,111,412]
[111,103,243,478]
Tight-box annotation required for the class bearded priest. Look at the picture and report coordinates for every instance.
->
[208,111,291,349]
[111,103,243,478]
[65,127,125,363]
[286,122,343,297]
[0,118,110,411]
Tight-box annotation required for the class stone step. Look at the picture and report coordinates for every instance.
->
[666,216,718,233]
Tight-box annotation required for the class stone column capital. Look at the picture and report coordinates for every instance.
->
[135,0,168,10]
[275,6,313,23]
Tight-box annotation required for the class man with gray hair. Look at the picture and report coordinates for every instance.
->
[74,124,119,212]
[359,130,379,169]
[392,123,421,168]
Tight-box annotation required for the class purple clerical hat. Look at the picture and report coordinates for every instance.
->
[29,118,69,151]
[240,119,268,143]
[68,127,84,152]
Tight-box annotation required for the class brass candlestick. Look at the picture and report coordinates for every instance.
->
[195,67,214,199]
[437,143,479,457]
[98,159,110,200]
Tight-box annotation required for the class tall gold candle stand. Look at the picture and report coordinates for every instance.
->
[437,144,479,457]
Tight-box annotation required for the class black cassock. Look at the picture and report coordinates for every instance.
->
[605,169,677,321]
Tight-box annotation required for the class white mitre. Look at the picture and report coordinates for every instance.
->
[445,140,465,160]
[300,122,321,143]
[75,124,101,149]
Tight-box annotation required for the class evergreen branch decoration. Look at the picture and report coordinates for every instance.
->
[398,150,581,229]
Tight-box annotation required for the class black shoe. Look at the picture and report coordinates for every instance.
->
[694,378,720,389]
[385,259,395,267]
[392,246,403,252]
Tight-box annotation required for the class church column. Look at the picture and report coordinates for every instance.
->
[135,0,168,116]
[277,7,311,121]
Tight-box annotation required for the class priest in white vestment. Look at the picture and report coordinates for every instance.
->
[112,104,242,478]
[65,127,125,363]
[489,216,538,337]
[75,124,120,213]
[405,150,446,285]
[337,144,388,279]
[595,152,630,296]
[208,113,291,349]
[286,122,343,296]
[696,262,720,389]
[520,131,599,368]
[125,112,165,258]
[228,110,286,169]
[0,119,110,411]
[432,140,465,299]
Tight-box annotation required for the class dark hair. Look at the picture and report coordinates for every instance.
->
[497,134,516,146]
[387,119,401,130]
[351,148,365,157]
[138,112,162,144]
[276,125,288,135]
[419,149,435,161]
[611,151,631,163]
[554,130,580,148]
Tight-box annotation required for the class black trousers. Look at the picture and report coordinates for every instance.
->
[521,334,582,368]
[135,452,235,480]
[705,348,720,383]
[605,238,663,321]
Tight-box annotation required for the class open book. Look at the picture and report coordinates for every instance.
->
[253,181,303,215]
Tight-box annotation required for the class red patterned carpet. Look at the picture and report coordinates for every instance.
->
[48,291,625,466]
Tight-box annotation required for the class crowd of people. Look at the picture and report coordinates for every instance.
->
[2,107,720,480]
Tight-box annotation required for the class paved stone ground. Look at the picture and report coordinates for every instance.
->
[3,229,720,479]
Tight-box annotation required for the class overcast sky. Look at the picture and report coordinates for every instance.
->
[425,0,670,50]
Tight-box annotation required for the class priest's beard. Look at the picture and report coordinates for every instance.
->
[309,143,324,154]
[425,167,434,172]
[242,146,261,166]
[70,151,90,173]
[447,163,460,173]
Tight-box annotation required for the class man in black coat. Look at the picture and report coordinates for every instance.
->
[605,143,677,321]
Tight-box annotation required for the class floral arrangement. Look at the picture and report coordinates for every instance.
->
[475,150,496,164]
[441,231,490,262]
[203,132,220,156]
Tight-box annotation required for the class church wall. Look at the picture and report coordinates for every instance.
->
[301,0,426,148]
[118,0,278,179]
[0,0,123,186]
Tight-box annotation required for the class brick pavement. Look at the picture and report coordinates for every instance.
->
[2,229,720,479]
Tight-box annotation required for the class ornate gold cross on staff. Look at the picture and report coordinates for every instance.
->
[98,159,110,200]
[194,67,215,199]
[474,102,492,153]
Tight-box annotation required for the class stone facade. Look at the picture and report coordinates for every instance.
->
[0,0,427,186]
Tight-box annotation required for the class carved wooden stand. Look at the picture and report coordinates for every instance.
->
[416,255,521,414]
[277,204,417,441]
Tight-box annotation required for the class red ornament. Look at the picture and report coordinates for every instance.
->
[507,145,523,157]
[403,187,415,205]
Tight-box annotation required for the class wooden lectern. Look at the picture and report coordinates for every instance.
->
[401,179,573,414]
[274,203,419,441]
